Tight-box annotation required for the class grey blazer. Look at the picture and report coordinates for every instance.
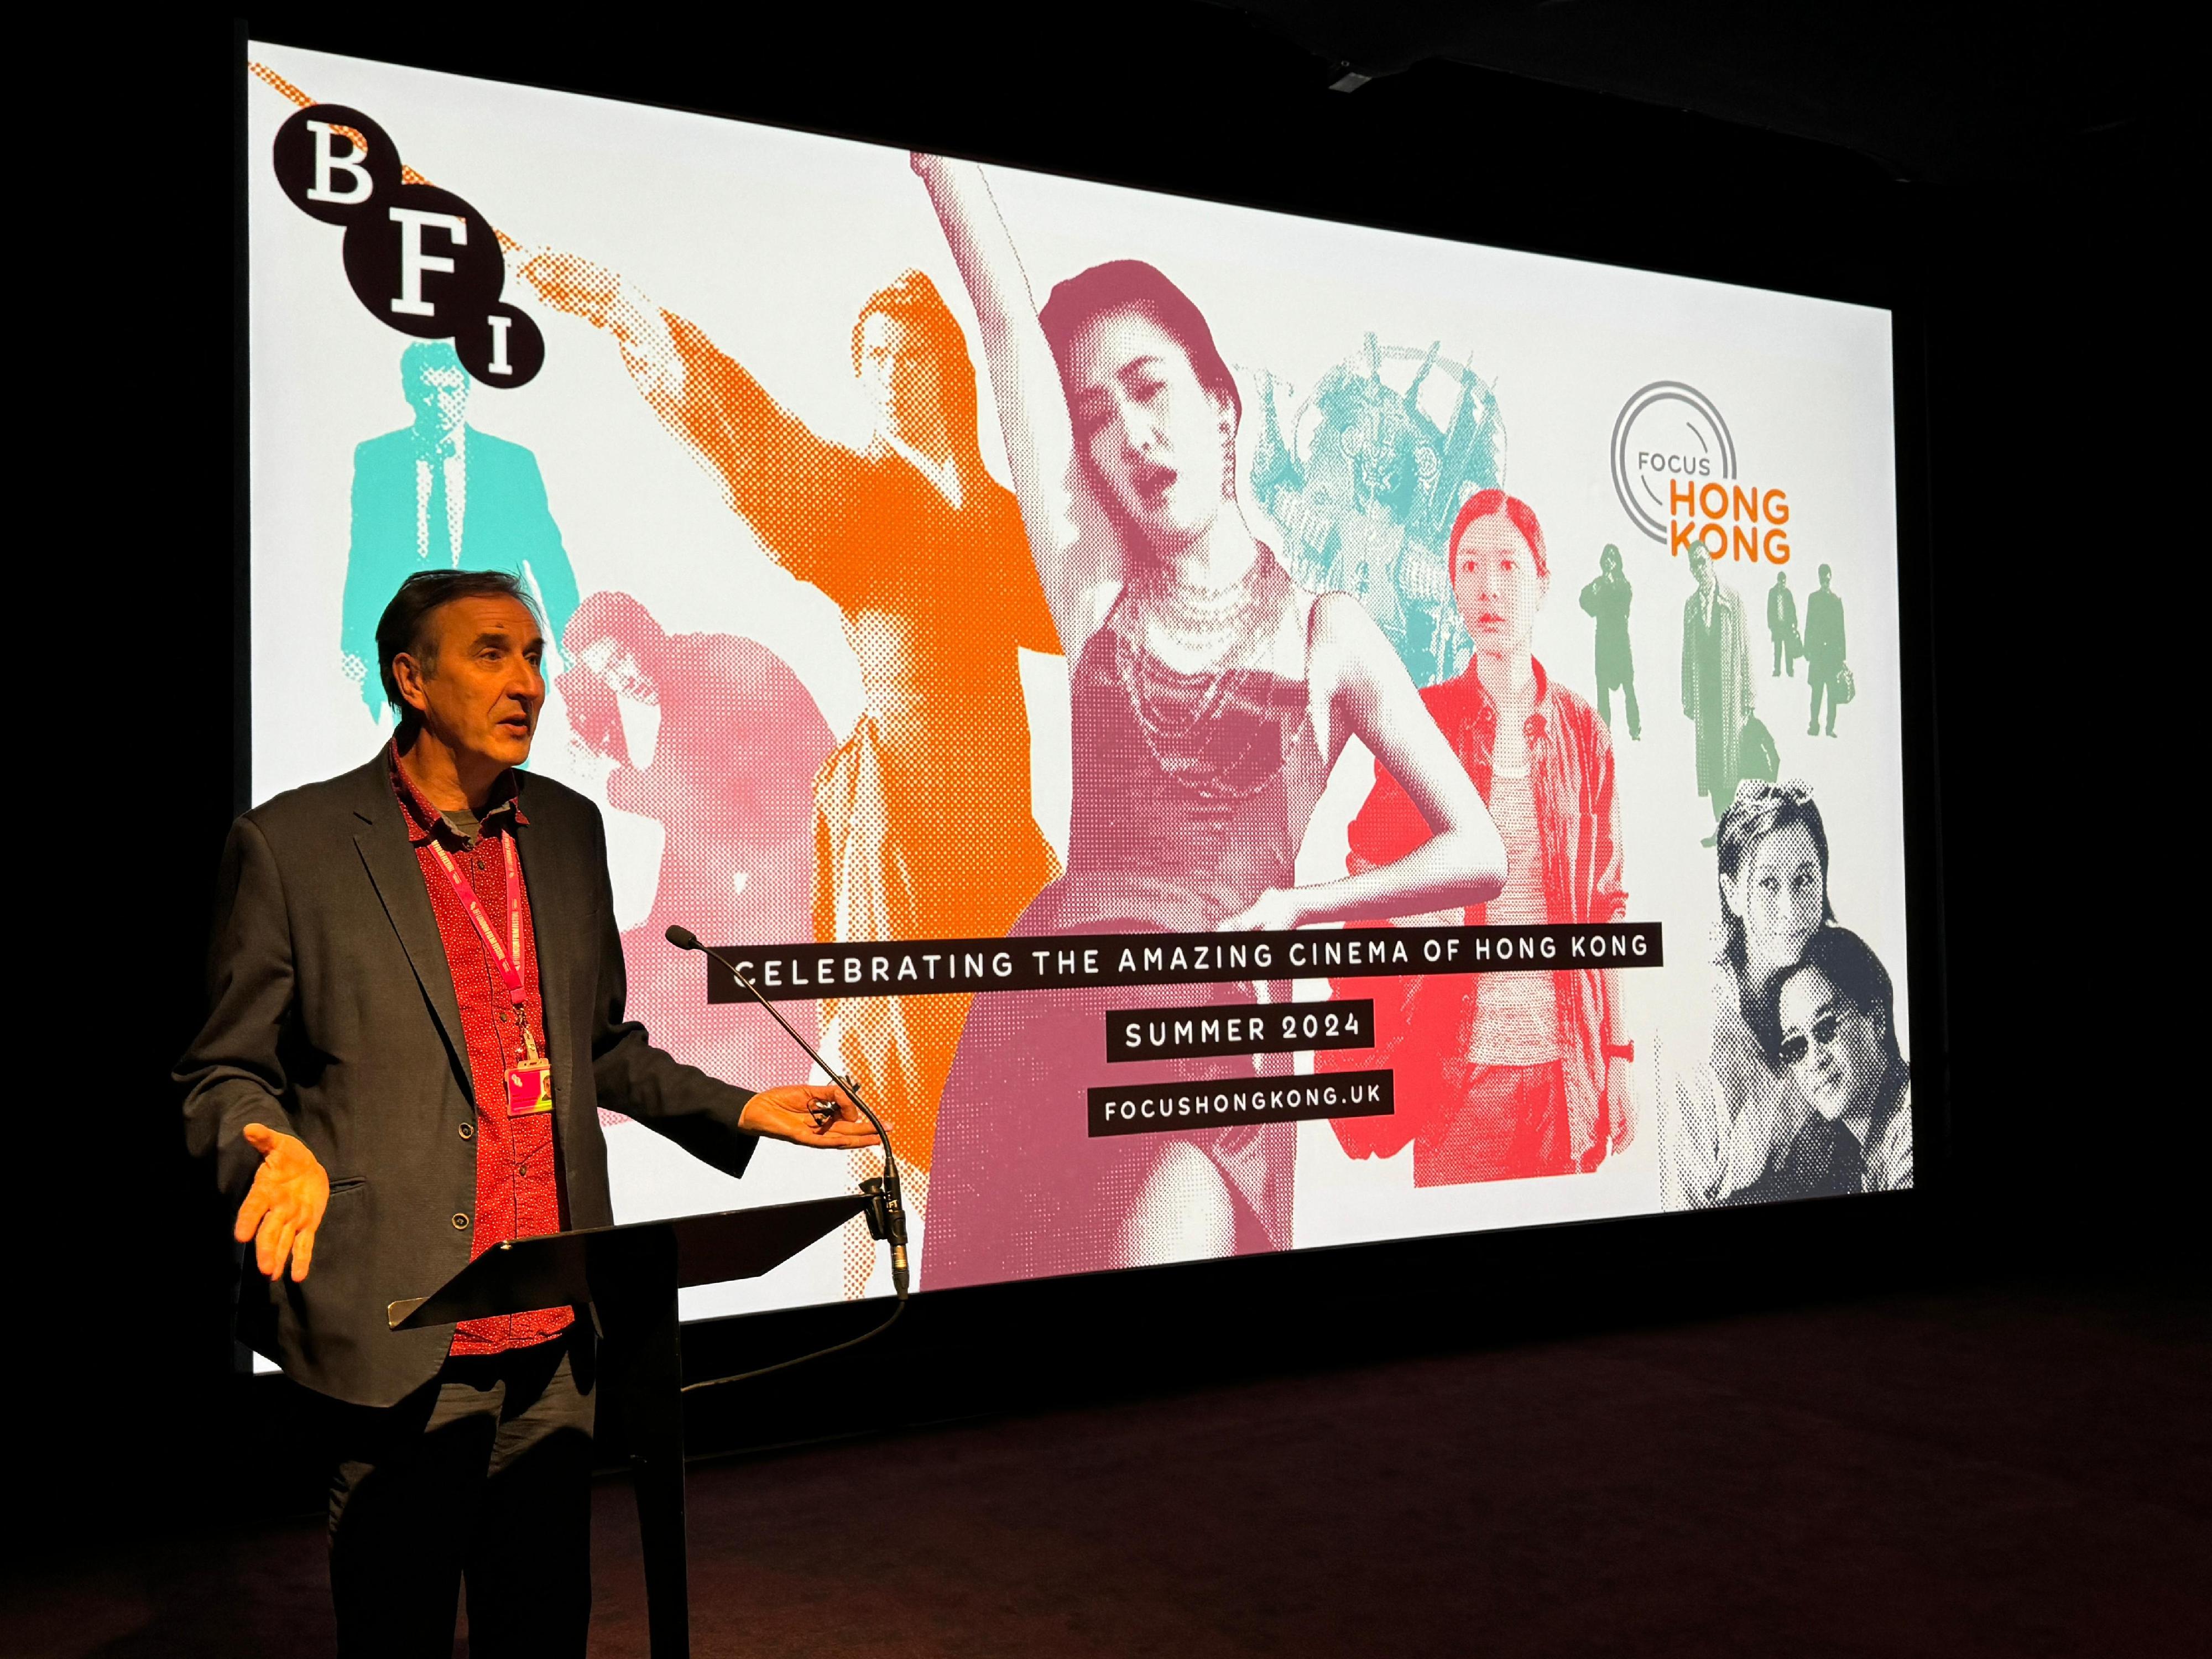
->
[177,754,758,1407]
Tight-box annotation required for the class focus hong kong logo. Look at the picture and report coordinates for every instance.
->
[272,106,544,388]
[1610,381,1791,563]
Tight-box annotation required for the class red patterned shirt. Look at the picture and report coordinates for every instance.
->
[390,745,573,1355]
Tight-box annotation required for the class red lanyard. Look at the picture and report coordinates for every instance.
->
[426,830,540,1066]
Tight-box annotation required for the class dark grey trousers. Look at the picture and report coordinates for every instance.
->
[320,1333,596,1658]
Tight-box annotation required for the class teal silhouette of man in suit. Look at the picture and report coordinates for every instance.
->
[340,342,580,717]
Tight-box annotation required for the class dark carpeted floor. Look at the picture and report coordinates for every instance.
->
[12,1271,2206,1657]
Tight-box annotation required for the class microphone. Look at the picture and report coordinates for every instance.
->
[665,925,909,1298]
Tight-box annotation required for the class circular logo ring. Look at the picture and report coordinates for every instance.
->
[1610,382,1736,541]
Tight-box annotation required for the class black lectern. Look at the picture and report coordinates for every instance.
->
[388,1195,871,1658]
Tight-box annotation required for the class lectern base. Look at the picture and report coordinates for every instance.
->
[594,1225,690,1658]
[389,1195,873,1659]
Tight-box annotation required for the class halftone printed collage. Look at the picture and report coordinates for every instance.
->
[248,41,1911,1322]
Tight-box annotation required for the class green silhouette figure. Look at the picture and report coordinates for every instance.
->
[1682,554,1756,844]
[1767,570,1799,678]
[1804,563,1846,737]
[1578,543,1639,739]
[340,342,581,718]
[1250,334,1504,685]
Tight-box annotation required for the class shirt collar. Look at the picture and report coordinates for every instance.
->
[878,431,963,507]
[387,739,527,846]
[415,422,467,465]
[1462,655,1556,742]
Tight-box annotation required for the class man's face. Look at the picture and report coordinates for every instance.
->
[576,634,660,771]
[1692,555,1715,593]
[857,312,944,449]
[578,635,655,703]
[400,596,544,769]
[1776,966,1886,1122]
[409,366,469,441]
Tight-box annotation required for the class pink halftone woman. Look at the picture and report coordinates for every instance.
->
[914,156,1507,1288]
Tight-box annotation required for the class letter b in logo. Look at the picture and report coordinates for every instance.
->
[273,106,401,226]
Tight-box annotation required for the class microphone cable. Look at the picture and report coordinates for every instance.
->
[665,925,911,1395]
[679,1297,905,1395]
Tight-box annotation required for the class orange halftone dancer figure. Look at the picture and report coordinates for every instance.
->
[521,253,1062,1284]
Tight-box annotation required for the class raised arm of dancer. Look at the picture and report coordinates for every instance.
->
[912,153,1121,654]
[518,251,851,587]
[1223,596,1506,931]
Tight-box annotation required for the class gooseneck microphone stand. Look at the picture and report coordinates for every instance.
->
[664,925,909,1392]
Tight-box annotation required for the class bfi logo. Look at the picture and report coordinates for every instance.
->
[274,105,544,388]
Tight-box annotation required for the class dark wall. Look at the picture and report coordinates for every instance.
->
[44,7,2166,1537]
[1915,179,2173,1268]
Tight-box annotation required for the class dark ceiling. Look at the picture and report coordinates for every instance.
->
[1211,1,2156,182]
[231,0,2166,319]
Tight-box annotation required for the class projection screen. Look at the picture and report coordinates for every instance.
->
[246,42,1913,1328]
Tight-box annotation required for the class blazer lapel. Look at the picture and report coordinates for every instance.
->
[348,761,471,1085]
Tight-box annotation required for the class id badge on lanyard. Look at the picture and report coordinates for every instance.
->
[428,831,555,1118]
[504,1055,553,1116]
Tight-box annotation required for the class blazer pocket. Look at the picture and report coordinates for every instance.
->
[326,1177,367,1196]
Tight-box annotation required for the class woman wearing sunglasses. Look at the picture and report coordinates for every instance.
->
[1739,925,1913,1198]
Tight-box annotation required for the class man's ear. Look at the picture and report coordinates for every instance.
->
[390,651,433,722]
[1719,870,1744,921]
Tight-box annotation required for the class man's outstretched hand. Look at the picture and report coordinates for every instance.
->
[515,249,622,327]
[739,1084,883,1150]
[234,1123,331,1284]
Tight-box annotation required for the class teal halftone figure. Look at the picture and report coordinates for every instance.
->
[1249,334,1504,686]
[340,342,581,717]
[1578,543,1640,739]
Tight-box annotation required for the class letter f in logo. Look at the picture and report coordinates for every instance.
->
[388,207,467,318]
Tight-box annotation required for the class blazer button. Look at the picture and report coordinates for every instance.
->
[452,1212,470,1230]
[459,1123,474,1140]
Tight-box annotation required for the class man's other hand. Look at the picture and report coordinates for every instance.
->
[234,1123,331,1284]
[739,1085,883,1150]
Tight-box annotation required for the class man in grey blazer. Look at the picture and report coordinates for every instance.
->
[179,567,874,1657]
